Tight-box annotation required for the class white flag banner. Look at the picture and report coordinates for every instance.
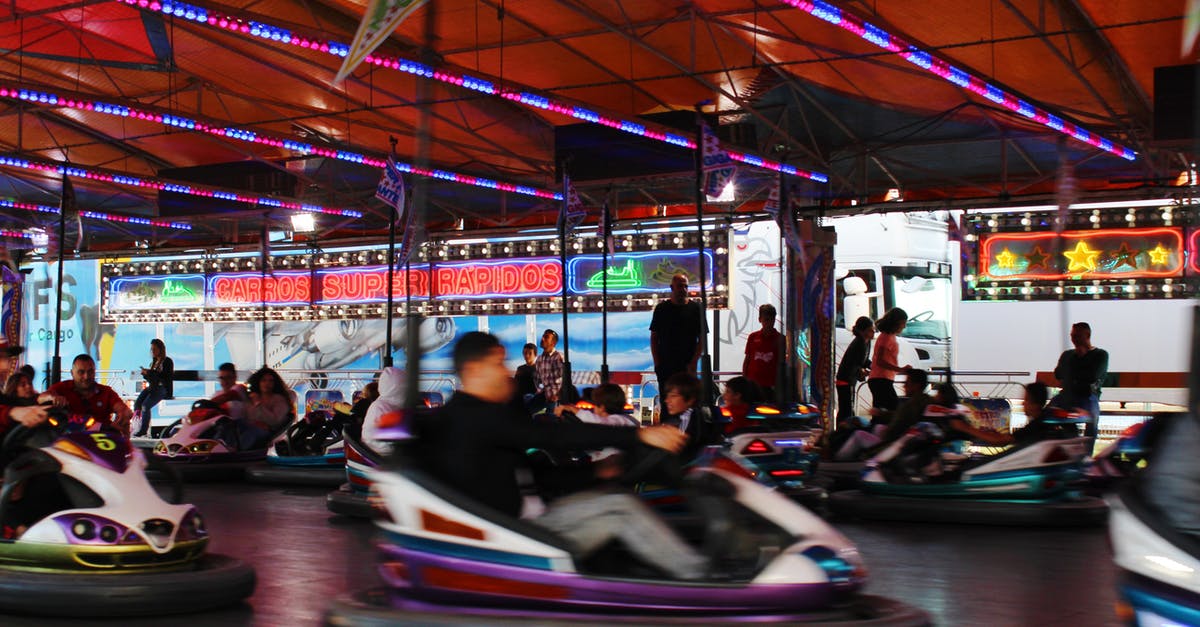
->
[334,0,431,84]
[558,176,587,234]
[700,120,736,198]
[376,157,406,211]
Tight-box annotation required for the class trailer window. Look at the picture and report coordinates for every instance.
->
[886,274,951,341]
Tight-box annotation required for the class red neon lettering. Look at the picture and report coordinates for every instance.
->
[500,264,520,292]
[542,262,562,293]
[436,267,456,296]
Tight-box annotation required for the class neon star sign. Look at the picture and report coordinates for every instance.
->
[1062,241,1100,273]
[979,227,1184,280]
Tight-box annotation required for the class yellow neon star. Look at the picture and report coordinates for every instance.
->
[1062,241,1100,273]
[1148,244,1171,265]
[995,248,1017,269]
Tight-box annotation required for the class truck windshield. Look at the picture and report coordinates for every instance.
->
[886,273,952,341]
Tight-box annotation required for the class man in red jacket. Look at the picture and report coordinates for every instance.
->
[46,354,133,436]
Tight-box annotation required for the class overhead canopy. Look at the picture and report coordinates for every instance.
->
[0,0,1194,252]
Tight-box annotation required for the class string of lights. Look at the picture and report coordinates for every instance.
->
[0,155,362,218]
[0,84,561,201]
[776,0,1136,161]
[116,0,828,183]
[0,198,192,229]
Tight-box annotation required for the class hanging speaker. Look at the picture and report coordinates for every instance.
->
[1153,64,1200,145]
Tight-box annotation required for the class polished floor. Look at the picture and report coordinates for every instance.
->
[0,481,1121,626]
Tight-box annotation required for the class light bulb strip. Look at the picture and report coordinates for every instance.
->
[79,210,193,230]
[776,0,1135,161]
[1,84,561,201]
[0,229,32,239]
[117,0,828,182]
[0,155,361,218]
[0,198,193,229]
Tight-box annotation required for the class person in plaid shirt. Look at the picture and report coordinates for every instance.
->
[534,329,564,405]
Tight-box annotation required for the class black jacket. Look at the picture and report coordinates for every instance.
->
[144,356,175,399]
[421,391,639,518]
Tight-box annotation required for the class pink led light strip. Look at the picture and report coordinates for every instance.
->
[0,198,191,229]
[0,84,560,201]
[117,0,828,183]
[777,0,1135,161]
[0,155,361,218]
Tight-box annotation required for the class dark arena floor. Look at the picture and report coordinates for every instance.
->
[0,482,1120,627]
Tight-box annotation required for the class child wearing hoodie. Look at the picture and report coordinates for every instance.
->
[362,366,406,454]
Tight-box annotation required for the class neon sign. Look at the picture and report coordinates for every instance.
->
[317,258,562,304]
[102,248,727,317]
[109,275,206,310]
[568,251,716,295]
[979,228,1184,280]
[208,271,314,307]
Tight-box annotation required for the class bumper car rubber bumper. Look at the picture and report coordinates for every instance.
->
[829,490,1109,526]
[326,484,373,518]
[247,463,346,487]
[324,587,932,626]
[0,553,255,617]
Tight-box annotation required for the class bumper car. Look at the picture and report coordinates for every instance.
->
[327,393,444,518]
[830,409,1108,526]
[246,406,349,487]
[720,403,825,504]
[1110,483,1200,627]
[327,447,929,625]
[1085,412,1175,495]
[325,431,381,519]
[727,429,824,505]
[0,412,255,617]
[151,400,291,481]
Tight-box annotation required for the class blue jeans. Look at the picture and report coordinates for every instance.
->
[133,386,167,436]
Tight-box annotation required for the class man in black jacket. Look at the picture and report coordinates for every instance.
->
[1050,322,1108,438]
[425,331,708,580]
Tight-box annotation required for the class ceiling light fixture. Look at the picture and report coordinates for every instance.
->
[290,213,316,233]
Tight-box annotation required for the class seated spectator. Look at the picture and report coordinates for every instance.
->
[363,367,405,454]
[2,372,63,408]
[720,376,763,434]
[555,383,639,465]
[661,373,720,462]
[46,354,133,436]
[833,370,932,461]
[238,367,294,449]
[209,363,249,420]
[420,331,706,580]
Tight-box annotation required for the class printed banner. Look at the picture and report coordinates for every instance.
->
[962,397,1011,432]
[700,120,736,198]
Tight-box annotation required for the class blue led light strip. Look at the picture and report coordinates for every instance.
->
[0,155,360,218]
[777,0,1135,161]
[117,0,828,183]
[0,84,561,201]
[0,198,192,229]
